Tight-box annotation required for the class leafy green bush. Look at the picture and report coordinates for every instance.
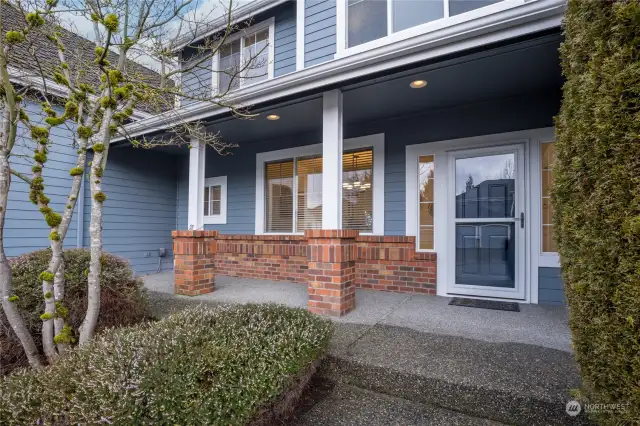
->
[0,304,333,425]
[554,0,640,424]
[1,248,149,374]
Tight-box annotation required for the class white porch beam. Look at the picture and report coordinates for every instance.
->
[322,90,343,229]
[187,138,206,230]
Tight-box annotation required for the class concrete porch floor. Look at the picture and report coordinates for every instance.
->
[142,272,572,352]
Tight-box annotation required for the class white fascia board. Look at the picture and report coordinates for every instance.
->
[171,0,289,53]
[8,66,153,121]
[118,0,565,141]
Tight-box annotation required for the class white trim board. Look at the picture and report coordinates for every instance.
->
[337,0,529,58]
[117,0,565,141]
[405,127,556,304]
[255,133,385,235]
[203,176,228,225]
[296,0,305,71]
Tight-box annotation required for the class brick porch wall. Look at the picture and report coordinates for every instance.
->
[215,235,308,283]
[355,236,437,295]
[173,233,437,296]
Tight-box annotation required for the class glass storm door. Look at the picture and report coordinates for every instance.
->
[447,145,526,299]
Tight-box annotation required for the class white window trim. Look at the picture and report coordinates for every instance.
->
[337,0,528,58]
[530,137,560,269]
[211,18,276,95]
[203,176,228,225]
[255,134,385,235]
[296,0,305,70]
[406,127,555,303]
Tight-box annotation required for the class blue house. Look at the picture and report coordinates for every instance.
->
[8,0,567,310]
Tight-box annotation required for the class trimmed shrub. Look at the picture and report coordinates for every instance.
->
[554,0,640,424]
[0,304,333,425]
[1,248,149,375]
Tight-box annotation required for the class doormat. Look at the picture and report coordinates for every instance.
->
[448,297,520,312]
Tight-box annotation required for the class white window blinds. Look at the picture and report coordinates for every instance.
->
[265,160,294,232]
[342,149,374,232]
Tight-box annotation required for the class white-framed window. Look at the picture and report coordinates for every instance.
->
[418,154,435,250]
[203,176,227,225]
[255,134,385,235]
[337,0,521,56]
[540,141,556,254]
[212,19,275,94]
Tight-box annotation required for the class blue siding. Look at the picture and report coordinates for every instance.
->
[539,267,565,305]
[305,0,336,67]
[176,155,189,230]
[83,148,178,274]
[345,93,560,235]
[274,2,297,76]
[174,135,319,234]
[5,100,79,257]
[181,47,210,108]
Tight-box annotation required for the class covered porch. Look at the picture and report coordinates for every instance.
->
[143,271,571,352]
[171,30,564,315]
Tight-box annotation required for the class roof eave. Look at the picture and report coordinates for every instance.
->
[170,0,287,53]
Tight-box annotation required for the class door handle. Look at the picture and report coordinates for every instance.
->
[514,212,525,229]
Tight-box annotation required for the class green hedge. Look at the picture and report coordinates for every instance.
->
[0,304,333,425]
[554,0,640,424]
[1,248,149,374]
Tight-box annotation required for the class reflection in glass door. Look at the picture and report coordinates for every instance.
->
[449,146,525,299]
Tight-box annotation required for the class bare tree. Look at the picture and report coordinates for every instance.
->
[1,0,264,363]
[56,0,265,343]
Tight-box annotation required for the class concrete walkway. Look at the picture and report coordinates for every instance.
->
[142,272,571,352]
[143,272,586,425]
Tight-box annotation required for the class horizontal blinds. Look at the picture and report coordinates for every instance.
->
[203,185,222,216]
[541,142,556,252]
[265,160,294,232]
[342,149,373,232]
[418,155,435,250]
[297,156,323,231]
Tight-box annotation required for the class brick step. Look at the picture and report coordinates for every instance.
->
[322,323,594,426]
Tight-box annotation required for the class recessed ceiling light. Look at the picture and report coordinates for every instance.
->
[410,80,427,89]
[266,114,280,120]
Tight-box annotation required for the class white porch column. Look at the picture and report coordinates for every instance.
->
[187,138,206,230]
[322,90,343,229]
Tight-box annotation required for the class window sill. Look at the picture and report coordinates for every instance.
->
[204,216,226,225]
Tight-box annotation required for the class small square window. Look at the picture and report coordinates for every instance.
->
[204,176,227,224]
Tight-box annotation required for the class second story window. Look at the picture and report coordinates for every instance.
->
[214,20,274,94]
[346,0,502,49]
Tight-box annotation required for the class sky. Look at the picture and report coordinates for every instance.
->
[58,0,257,71]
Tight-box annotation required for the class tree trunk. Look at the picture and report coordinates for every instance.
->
[79,148,107,344]
[53,259,68,354]
[0,151,42,369]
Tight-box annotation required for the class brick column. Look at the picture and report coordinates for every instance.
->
[305,230,358,317]
[172,230,218,296]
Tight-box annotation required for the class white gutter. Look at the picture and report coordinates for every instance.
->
[170,0,288,52]
[119,0,566,141]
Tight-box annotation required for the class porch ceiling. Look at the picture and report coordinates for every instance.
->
[205,32,562,146]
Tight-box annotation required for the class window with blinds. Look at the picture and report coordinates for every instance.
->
[203,185,222,216]
[541,142,557,253]
[297,156,323,231]
[342,149,374,232]
[265,160,294,232]
[418,155,435,250]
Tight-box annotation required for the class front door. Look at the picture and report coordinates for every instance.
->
[447,144,526,299]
